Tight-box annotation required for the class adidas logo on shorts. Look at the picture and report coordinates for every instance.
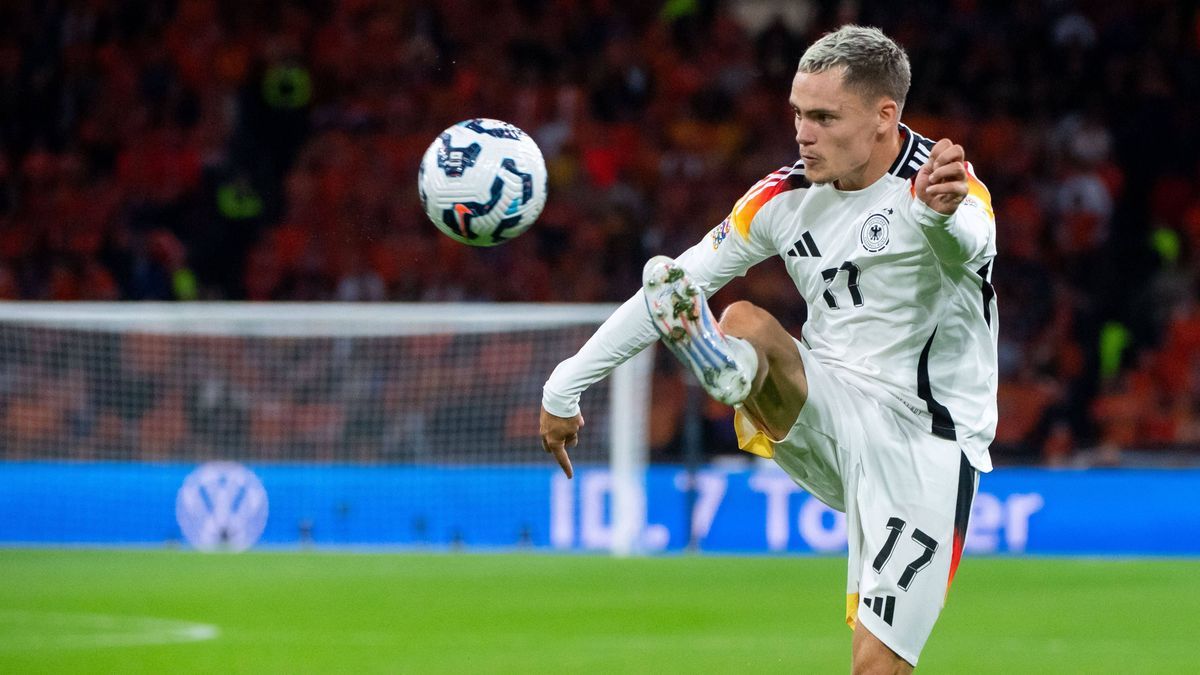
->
[862,595,896,626]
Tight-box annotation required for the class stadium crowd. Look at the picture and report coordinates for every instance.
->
[0,0,1197,465]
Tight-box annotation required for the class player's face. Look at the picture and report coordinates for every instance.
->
[789,67,888,189]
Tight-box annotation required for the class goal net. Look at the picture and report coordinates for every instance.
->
[0,303,652,553]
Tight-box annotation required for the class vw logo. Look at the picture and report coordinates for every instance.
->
[176,462,269,552]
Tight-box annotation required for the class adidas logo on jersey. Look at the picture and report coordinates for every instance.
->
[862,595,896,625]
[786,231,822,258]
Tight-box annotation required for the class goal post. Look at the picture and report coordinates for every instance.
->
[0,302,652,554]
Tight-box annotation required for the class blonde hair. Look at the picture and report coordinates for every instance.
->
[798,25,911,111]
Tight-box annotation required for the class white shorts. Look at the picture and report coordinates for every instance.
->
[735,340,978,666]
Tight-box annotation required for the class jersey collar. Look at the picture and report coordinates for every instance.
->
[887,124,932,179]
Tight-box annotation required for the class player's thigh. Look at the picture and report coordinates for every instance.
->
[717,301,807,438]
[849,418,977,667]
[758,344,872,512]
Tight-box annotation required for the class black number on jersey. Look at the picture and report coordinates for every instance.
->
[820,261,864,309]
[871,517,940,591]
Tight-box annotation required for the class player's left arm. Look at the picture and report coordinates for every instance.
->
[911,138,994,265]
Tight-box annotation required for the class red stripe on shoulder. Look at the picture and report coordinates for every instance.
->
[728,164,808,237]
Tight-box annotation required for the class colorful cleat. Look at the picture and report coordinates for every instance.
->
[642,255,754,405]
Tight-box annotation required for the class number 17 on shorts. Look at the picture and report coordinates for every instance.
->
[849,451,977,666]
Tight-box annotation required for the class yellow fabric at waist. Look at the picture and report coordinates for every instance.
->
[733,408,775,459]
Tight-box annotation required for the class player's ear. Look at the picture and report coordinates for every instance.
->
[876,98,898,134]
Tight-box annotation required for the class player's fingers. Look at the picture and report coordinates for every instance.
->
[928,162,966,184]
[918,143,951,183]
[551,445,574,478]
[932,142,964,169]
[566,433,579,449]
[927,138,953,164]
[542,435,574,477]
[541,432,562,453]
[915,158,935,197]
[925,180,967,194]
[926,184,966,215]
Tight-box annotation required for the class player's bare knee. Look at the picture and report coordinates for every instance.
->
[721,301,795,361]
[719,301,772,341]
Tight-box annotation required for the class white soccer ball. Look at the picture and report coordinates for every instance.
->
[418,118,548,246]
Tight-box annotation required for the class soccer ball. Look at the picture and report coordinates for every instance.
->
[418,119,548,246]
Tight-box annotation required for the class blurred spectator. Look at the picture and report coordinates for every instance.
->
[0,0,1197,465]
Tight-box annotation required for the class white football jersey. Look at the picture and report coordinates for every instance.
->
[544,124,998,471]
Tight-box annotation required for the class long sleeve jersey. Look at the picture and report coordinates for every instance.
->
[543,124,998,471]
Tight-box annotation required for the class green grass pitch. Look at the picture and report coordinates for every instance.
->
[0,550,1196,673]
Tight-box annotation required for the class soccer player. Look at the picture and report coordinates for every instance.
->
[540,25,996,673]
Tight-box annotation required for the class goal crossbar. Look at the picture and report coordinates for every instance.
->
[0,302,621,336]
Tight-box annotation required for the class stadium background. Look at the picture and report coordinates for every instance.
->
[1,1,1199,672]
[2,0,1198,465]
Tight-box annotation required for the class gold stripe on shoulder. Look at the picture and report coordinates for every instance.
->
[964,162,994,220]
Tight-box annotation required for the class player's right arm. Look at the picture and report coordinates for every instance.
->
[540,168,797,475]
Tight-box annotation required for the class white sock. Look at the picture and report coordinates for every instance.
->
[726,335,760,382]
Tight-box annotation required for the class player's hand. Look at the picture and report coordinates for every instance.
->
[539,406,581,479]
[915,138,968,215]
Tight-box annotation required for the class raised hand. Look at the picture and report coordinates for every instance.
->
[914,138,968,215]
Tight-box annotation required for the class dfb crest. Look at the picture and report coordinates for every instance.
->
[860,208,892,253]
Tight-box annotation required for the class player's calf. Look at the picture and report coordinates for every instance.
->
[642,256,757,405]
[718,300,810,440]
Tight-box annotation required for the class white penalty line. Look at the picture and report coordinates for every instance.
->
[0,610,219,650]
